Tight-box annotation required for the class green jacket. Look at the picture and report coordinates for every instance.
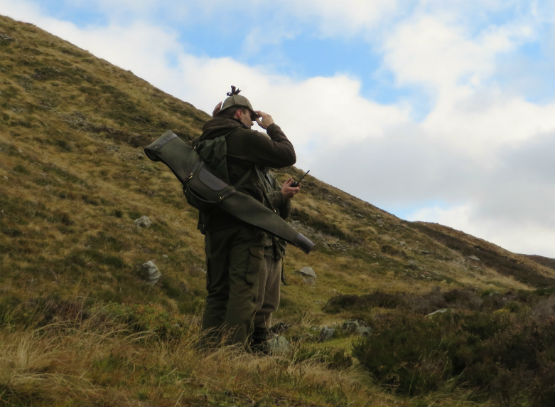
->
[262,169,290,259]
[193,117,296,233]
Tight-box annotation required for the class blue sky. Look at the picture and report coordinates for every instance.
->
[2,0,554,257]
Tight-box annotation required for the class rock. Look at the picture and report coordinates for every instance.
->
[357,325,372,336]
[297,266,316,285]
[134,215,152,228]
[0,33,14,43]
[298,266,316,278]
[319,326,335,342]
[297,266,316,278]
[468,255,480,262]
[267,335,290,355]
[342,320,361,333]
[141,260,161,285]
[342,320,372,336]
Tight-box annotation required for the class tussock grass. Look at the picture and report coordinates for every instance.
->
[0,311,396,406]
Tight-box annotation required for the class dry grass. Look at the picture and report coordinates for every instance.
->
[0,312,399,406]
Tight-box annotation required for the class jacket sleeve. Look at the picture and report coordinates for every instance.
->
[226,123,296,168]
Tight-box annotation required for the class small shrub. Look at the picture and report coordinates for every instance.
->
[12,164,29,174]
[352,313,449,395]
[323,291,404,313]
[352,310,555,403]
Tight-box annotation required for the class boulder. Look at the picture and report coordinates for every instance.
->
[342,320,372,336]
[267,335,290,356]
[319,326,335,342]
[134,215,152,228]
[356,325,372,336]
[141,260,161,285]
[298,266,316,278]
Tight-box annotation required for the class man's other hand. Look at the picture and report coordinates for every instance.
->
[255,111,274,129]
[281,178,300,199]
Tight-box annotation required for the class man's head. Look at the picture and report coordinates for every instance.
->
[219,86,259,122]
[234,107,254,129]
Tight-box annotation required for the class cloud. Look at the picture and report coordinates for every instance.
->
[273,0,400,37]
[241,24,300,58]
[381,14,534,92]
[408,203,555,257]
[0,0,42,20]
[168,56,410,156]
[422,88,553,158]
[314,126,554,257]
[379,11,552,162]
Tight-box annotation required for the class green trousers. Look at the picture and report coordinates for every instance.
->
[201,225,266,345]
[254,253,281,333]
[201,224,282,347]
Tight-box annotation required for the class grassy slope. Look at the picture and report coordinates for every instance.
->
[1,15,553,406]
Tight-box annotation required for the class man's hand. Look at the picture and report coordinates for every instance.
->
[255,111,274,129]
[281,178,300,199]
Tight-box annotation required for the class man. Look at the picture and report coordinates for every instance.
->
[193,86,299,348]
[250,170,295,351]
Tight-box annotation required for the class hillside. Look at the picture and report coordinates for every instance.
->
[1,15,553,406]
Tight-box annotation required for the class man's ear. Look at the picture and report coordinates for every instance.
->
[234,108,246,119]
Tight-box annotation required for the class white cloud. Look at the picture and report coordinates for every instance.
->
[379,11,552,161]
[275,0,400,36]
[0,0,42,20]
[382,15,534,93]
[64,0,192,22]
[241,25,299,57]
[408,203,555,257]
[168,56,410,154]
[421,89,553,158]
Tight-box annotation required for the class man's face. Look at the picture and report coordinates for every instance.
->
[238,108,253,128]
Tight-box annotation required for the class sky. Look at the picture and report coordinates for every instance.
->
[2,0,554,257]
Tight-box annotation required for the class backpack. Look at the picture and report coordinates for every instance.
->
[144,130,315,253]
[144,130,233,212]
